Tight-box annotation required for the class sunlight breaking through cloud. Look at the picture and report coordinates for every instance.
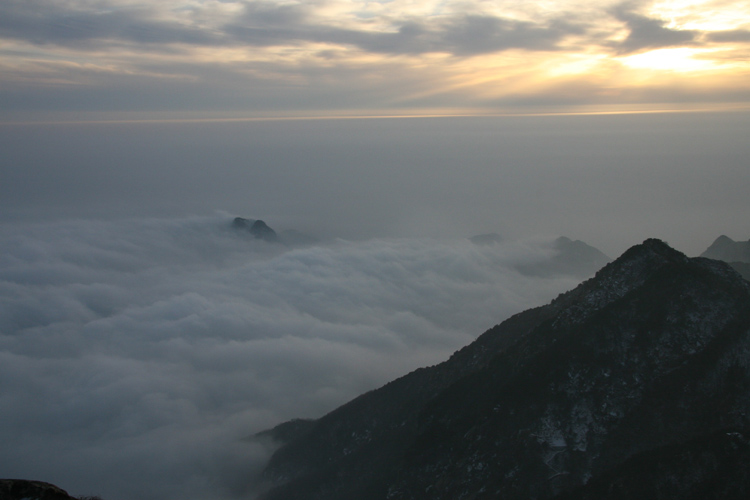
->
[0,0,748,119]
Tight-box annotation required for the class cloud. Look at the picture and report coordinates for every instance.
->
[0,213,583,499]
[1,1,748,117]
[0,1,581,56]
[707,29,750,43]
[610,1,699,54]
[219,3,582,56]
[0,0,221,49]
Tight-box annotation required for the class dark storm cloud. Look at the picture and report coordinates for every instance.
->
[610,1,699,54]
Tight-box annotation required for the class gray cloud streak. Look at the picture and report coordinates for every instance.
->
[0,0,587,57]
[225,11,581,56]
[707,29,750,43]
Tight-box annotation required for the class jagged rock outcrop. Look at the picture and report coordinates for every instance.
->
[257,239,750,500]
[0,480,78,500]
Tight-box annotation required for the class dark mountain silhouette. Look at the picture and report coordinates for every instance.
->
[257,239,750,500]
[700,236,750,280]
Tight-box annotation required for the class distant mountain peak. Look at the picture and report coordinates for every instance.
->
[701,235,750,264]
[515,236,610,279]
[232,217,279,242]
[715,234,734,244]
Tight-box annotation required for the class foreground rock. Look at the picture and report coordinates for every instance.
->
[258,239,750,500]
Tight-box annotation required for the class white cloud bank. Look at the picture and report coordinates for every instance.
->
[0,213,582,500]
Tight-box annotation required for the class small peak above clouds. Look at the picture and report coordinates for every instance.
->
[232,217,318,246]
[232,217,279,243]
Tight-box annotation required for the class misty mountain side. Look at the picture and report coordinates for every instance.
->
[256,239,750,500]
[515,236,611,279]
[0,479,100,500]
[470,234,611,279]
[701,235,750,281]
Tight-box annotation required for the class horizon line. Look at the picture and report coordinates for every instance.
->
[2,102,749,126]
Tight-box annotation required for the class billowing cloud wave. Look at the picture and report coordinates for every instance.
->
[0,213,583,499]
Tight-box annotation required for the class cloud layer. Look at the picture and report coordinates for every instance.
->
[0,213,584,499]
[1,0,748,118]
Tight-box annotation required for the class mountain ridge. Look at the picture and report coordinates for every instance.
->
[257,238,750,500]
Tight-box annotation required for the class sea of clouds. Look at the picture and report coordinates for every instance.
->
[0,213,585,500]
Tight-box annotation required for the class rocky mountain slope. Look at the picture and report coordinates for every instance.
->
[257,239,750,500]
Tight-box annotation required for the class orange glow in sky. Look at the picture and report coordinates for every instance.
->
[0,0,748,119]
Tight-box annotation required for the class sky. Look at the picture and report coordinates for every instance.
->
[1,2,750,500]
[1,0,749,120]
